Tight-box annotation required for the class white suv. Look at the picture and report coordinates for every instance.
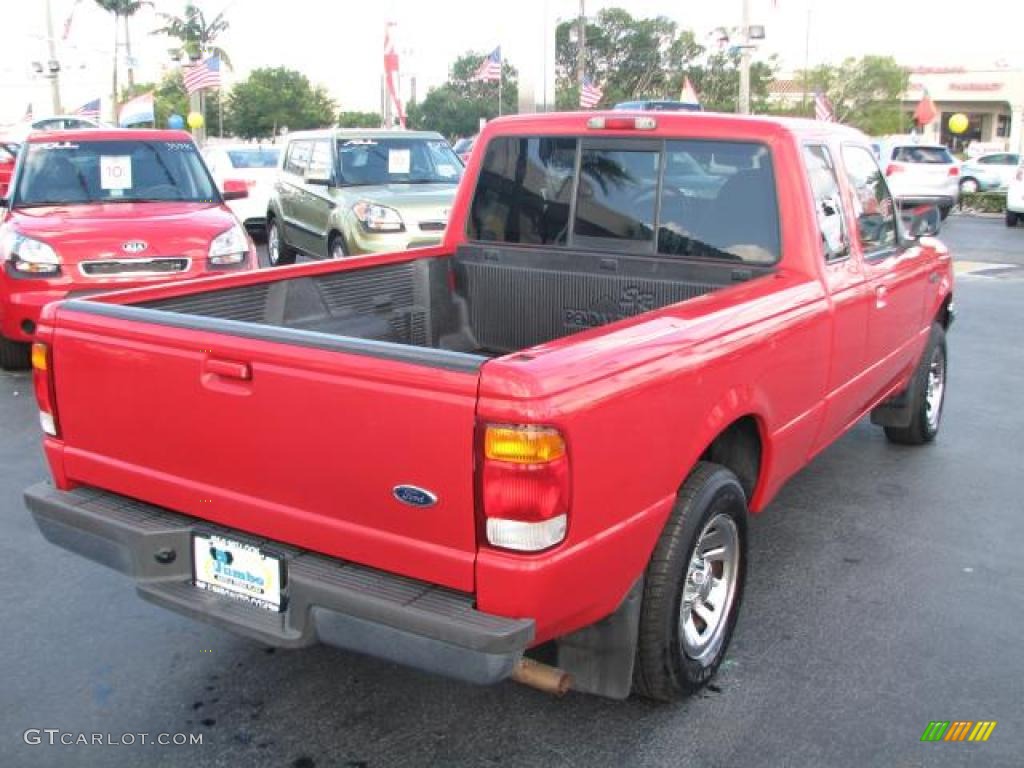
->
[876,137,960,220]
[1006,162,1024,228]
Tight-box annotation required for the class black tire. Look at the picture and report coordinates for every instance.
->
[328,233,349,260]
[0,335,30,371]
[938,204,951,221]
[633,462,748,702]
[266,218,295,267]
[959,178,979,195]
[884,323,947,445]
[1007,210,1020,228]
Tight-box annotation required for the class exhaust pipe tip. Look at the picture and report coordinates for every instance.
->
[511,658,573,697]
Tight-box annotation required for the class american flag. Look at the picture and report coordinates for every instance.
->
[471,47,502,83]
[74,98,101,120]
[183,56,222,94]
[814,91,835,122]
[579,76,603,109]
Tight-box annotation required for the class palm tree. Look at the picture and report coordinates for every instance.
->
[93,0,151,120]
[152,3,232,67]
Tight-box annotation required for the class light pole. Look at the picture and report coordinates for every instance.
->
[738,0,751,114]
[577,0,586,89]
[43,0,62,114]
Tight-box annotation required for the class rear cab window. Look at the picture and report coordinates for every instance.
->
[469,135,781,265]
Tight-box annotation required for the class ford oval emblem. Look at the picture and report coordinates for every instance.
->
[392,485,438,508]
[122,240,148,253]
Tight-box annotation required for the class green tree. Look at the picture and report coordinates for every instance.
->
[152,2,232,66]
[406,52,518,138]
[553,8,774,112]
[337,111,382,128]
[555,8,702,108]
[800,56,909,134]
[225,67,336,139]
[93,0,151,118]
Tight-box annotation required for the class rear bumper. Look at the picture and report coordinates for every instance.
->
[24,482,534,685]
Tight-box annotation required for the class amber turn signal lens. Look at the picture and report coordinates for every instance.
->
[31,342,48,371]
[484,426,566,464]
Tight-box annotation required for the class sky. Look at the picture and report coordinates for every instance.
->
[1,0,1021,124]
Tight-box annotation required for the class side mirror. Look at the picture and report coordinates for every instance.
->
[900,203,941,239]
[303,167,332,186]
[221,179,249,201]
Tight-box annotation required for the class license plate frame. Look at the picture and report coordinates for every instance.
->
[192,532,285,612]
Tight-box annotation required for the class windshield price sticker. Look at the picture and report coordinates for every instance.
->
[100,155,133,190]
[388,149,411,174]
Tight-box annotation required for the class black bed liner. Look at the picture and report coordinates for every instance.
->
[65,246,769,369]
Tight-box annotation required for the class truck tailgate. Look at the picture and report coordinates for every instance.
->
[50,306,483,591]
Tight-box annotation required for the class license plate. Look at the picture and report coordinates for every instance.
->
[192,533,283,612]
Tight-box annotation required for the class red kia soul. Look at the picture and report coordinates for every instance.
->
[0,129,256,369]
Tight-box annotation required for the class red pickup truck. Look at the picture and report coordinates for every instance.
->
[24,112,953,701]
[0,129,255,369]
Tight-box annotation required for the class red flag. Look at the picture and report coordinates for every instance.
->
[914,88,937,127]
[383,22,406,128]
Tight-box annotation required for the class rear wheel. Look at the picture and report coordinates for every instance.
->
[884,323,947,445]
[266,218,296,267]
[0,335,30,371]
[1007,210,1020,228]
[938,204,952,221]
[633,462,748,702]
[959,177,979,195]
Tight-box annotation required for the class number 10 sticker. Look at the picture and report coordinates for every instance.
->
[100,155,133,190]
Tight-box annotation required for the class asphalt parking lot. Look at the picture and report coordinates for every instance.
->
[2,215,1022,768]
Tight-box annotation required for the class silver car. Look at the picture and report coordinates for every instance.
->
[876,138,960,219]
[959,152,1020,194]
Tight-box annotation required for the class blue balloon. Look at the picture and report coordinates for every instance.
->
[167,114,185,130]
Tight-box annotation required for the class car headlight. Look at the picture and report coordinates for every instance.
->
[208,222,249,266]
[2,230,61,275]
[352,201,405,233]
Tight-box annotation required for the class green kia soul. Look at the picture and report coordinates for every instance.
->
[266,129,463,265]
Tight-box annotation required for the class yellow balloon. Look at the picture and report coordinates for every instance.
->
[186,111,205,129]
[948,113,969,134]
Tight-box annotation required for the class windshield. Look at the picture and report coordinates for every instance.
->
[13,139,219,206]
[335,137,462,186]
[227,147,280,169]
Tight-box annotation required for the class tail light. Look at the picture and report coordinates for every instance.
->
[885,163,904,176]
[948,166,959,177]
[31,342,59,437]
[480,425,570,552]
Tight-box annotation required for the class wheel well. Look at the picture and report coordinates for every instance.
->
[937,294,954,329]
[699,416,762,501]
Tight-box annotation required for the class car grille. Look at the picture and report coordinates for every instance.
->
[418,221,446,232]
[79,258,190,277]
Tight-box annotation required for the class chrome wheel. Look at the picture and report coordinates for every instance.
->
[925,345,946,432]
[268,223,281,266]
[679,513,740,665]
[960,178,979,194]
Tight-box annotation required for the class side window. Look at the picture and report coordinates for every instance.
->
[309,140,333,179]
[467,136,577,244]
[574,146,660,246]
[283,141,311,176]
[842,144,897,256]
[803,144,848,261]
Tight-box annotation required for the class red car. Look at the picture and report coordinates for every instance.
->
[0,135,18,197]
[25,113,952,701]
[0,129,255,369]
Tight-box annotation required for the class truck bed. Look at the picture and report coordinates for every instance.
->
[118,246,764,364]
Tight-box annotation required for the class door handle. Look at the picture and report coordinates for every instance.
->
[203,358,251,380]
[875,285,888,309]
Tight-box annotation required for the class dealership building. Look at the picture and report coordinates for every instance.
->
[769,65,1024,154]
